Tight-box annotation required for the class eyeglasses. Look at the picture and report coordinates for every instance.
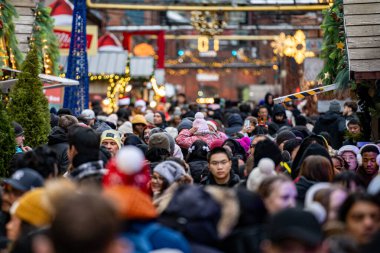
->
[210,160,229,166]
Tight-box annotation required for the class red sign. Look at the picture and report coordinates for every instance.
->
[54,29,93,49]
[43,85,62,105]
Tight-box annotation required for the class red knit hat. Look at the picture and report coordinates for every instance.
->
[102,147,151,195]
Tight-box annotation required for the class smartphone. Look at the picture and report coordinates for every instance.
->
[244,120,250,128]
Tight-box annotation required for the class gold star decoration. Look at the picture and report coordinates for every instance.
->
[324,72,330,79]
[317,78,323,85]
[336,41,345,50]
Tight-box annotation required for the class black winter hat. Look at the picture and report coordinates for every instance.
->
[276,131,296,146]
[253,139,282,167]
[12,122,24,137]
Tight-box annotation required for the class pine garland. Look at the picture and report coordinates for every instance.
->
[0,99,15,177]
[0,0,23,70]
[8,46,50,147]
[318,0,350,90]
[31,3,60,75]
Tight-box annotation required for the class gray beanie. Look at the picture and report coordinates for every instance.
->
[329,100,341,113]
[153,161,186,184]
[148,133,170,151]
[164,132,175,155]
[177,118,193,133]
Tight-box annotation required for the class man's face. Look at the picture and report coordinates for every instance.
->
[342,151,358,171]
[208,153,232,183]
[15,135,25,147]
[259,108,268,119]
[346,201,380,245]
[101,139,119,157]
[362,152,379,175]
[348,124,361,134]
[1,184,23,213]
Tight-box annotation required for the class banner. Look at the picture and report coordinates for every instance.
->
[54,25,98,56]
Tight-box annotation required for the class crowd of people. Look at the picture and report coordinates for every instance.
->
[2,92,380,253]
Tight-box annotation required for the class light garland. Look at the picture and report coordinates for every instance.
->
[150,77,165,97]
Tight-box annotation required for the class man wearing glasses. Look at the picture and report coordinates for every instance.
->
[201,147,240,187]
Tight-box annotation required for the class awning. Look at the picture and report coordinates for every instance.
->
[59,51,129,75]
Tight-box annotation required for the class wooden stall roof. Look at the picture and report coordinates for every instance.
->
[344,0,380,80]
[11,0,35,54]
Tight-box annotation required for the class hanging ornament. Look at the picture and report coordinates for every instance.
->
[324,72,330,79]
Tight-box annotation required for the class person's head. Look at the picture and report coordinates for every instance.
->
[80,109,96,126]
[17,146,59,178]
[262,208,323,253]
[258,106,269,119]
[67,126,100,163]
[141,125,155,144]
[300,155,335,182]
[152,161,187,194]
[343,101,358,116]
[283,138,302,161]
[329,100,341,113]
[338,145,360,171]
[254,139,282,168]
[131,115,147,135]
[7,188,51,242]
[331,155,348,175]
[359,144,380,176]
[207,147,232,184]
[347,118,361,135]
[272,104,286,123]
[333,170,364,193]
[249,135,268,156]
[265,92,274,105]
[186,140,210,163]
[12,122,25,147]
[257,175,297,214]
[148,133,170,153]
[58,115,79,133]
[339,193,380,245]
[153,112,164,125]
[100,130,122,157]
[50,192,120,253]
[177,93,186,104]
[2,169,44,213]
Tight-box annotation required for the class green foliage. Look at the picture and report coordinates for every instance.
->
[318,0,350,91]
[8,46,50,147]
[0,99,15,177]
[0,0,23,70]
[31,3,60,75]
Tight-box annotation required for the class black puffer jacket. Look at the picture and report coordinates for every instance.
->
[47,126,69,174]
[188,160,209,184]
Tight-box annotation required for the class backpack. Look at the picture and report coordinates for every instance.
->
[122,223,161,253]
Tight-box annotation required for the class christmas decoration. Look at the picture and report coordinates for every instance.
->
[31,3,60,75]
[0,0,23,71]
[8,46,50,147]
[63,0,89,115]
[0,100,15,177]
[317,0,349,90]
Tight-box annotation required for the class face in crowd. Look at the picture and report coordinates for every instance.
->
[208,152,232,184]
[261,180,297,215]
[347,123,361,135]
[341,151,358,171]
[345,200,380,244]
[101,139,120,157]
[362,151,379,176]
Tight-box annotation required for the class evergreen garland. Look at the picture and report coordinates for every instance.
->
[8,46,50,147]
[31,3,60,75]
[318,0,350,90]
[0,0,23,70]
[0,99,15,177]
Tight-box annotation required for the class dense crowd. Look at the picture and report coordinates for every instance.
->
[2,92,380,253]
